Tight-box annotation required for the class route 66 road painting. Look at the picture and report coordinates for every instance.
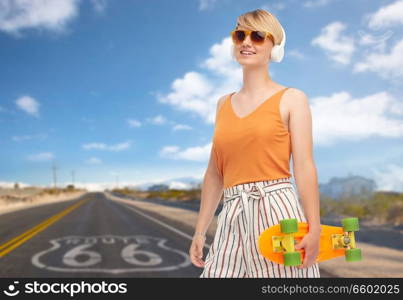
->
[31,235,191,274]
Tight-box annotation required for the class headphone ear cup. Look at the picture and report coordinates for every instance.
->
[270,26,286,63]
[270,45,284,62]
[270,45,278,62]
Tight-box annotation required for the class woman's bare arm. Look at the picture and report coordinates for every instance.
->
[288,88,321,233]
[193,95,226,236]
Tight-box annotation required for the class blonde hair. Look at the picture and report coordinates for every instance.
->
[235,9,284,46]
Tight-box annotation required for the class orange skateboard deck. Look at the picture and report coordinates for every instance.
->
[258,218,361,266]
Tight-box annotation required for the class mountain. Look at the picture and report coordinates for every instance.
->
[319,174,377,199]
[121,176,203,191]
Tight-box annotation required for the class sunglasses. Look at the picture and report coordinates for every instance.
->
[230,29,274,45]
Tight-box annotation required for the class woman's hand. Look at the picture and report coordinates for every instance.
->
[189,235,206,268]
[294,230,321,269]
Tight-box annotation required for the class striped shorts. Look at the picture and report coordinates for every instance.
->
[199,177,320,278]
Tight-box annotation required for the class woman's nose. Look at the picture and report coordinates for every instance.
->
[242,34,253,45]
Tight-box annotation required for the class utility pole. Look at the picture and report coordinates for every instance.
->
[52,162,58,188]
[71,170,75,185]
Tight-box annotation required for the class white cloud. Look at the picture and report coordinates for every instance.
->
[357,29,393,53]
[261,2,286,13]
[157,37,242,124]
[311,90,403,146]
[12,133,47,142]
[146,114,167,125]
[200,37,240,77]
[160,145,179,155]
[172,124,192,131]
[90,0,107,14]
[27,152,54,162]
[72,182,107,191]
[0,0,80,36]
[371,163,403,192]
[311,22,355,65]
[198,0,217,11]
[303,0,335,8]
[82,141,131,152]
[85,157,102,164]
[16,96,40,117]
[287,49,306,60]
[68,174,206,191]
[365,0,403,29]
[352,2,403,81]
[0,181,31,188]
[353,39,403,80]
[160,142,212,162]
[70,181,133,191]
[168,181,192,190]
[127,118,142,128]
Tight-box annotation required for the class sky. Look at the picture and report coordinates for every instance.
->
[0,0,402,192]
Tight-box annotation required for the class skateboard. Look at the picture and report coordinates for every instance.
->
[258,217,362,266]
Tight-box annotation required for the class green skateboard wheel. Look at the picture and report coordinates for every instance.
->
[280,218,298,234]
[342,217,359,232]
[345,248,362,262]
[284,251,302,266]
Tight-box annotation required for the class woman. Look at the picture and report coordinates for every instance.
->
[189,8,321,278]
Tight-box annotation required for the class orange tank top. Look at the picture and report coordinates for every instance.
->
[212,87,292,189]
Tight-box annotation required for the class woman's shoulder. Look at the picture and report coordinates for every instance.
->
[283,87,310,112]
[216,92,232,112]
[284,86,306,97]
[214,93,233,123]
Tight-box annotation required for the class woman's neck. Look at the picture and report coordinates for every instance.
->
[240,65,274,96]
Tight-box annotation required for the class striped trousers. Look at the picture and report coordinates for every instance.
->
[199,177,320,278]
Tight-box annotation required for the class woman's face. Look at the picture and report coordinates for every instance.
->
[232,26,274,67]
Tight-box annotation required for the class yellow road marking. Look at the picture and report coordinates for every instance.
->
[0,214,61,251]
[0,198,88,258]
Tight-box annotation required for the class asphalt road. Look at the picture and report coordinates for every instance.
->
[0,192,334,278]
[0,192,202,278]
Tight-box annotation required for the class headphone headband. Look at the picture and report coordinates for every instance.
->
[279,25,286,47]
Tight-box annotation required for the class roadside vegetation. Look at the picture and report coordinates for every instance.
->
[112,186,403,226]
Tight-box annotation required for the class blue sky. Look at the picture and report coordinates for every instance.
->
[0,0,402,192]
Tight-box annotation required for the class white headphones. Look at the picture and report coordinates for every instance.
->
[270,25,286,63]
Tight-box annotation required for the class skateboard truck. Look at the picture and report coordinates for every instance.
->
[272,234,296,253]
[331,231,356,250]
